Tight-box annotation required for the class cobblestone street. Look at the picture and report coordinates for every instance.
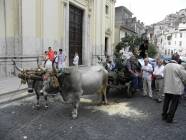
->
[1,0,186,140]
[0,92,186,140]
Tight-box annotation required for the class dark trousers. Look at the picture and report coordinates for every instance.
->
[162,93,180,120]
[131,75,142,90]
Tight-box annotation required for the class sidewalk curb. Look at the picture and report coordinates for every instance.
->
[0,88,35,106]
[0,88,27,97]
[0,94,34,106]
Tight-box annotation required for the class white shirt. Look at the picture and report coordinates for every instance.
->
[58,52,66,69]
[73,55,79,65]
[107,62,115,71]
[153,65,164,77]
[142,63,153,80]
[45,60,53,70]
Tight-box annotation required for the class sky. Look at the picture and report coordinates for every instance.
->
[115,0,186,25]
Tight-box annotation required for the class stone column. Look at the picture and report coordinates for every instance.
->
[36,0,44,53]
[0,0,20,77]
[63,0,69,66]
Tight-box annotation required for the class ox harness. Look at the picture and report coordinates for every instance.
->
[18,68,60,91]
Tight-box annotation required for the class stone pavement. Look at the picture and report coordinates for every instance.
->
[1,94,186,140]
[0,77,27,95]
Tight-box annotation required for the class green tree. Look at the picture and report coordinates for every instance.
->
[148,43,157,58]
[115,35,157,58]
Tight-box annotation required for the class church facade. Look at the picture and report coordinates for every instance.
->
[0,0,115,77]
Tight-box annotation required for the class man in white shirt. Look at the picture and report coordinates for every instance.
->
[153,58,164,102]
[142,58,153,97]
[57,49,66,70]
[73,52,79,68]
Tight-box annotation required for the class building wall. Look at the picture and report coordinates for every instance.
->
[115,6,133,26]
[158,24,186,56]
[21,0,90,65]
[22,0,37,55]
[105,0,115,56]
[0,0,115,78]
[0,0,6,57]
[0,0,21,78]
[114,26,120,46]
[114,26,136,47]
[114,5,145,49]
[43,0,61,51]
[83,0,115,64]
[0,0,6,78]
[22,0,62,55]
[115,7,123,25]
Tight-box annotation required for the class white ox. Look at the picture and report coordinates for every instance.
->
[46,65,108,119]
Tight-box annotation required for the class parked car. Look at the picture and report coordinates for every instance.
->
[160,55,171,64]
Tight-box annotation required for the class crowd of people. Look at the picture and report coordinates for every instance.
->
[124,40,186,123]
[42,47,79,70]
[126,54,165,101]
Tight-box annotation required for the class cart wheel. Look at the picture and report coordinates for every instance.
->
[126,83,132,98]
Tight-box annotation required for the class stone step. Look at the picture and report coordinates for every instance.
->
[0,89,33,105]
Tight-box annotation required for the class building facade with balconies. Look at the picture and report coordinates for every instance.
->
[159,23,186,56]
[115,6,145,46]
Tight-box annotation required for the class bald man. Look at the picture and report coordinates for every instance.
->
[141,58,153,98]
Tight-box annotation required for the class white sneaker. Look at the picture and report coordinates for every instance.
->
[40,90,43,93]
[149,94,153,98]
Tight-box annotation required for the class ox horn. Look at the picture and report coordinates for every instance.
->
[12,59,24,72]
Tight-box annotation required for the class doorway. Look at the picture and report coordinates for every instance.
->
[69,4,83,65]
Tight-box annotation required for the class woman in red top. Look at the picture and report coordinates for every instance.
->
[47,47,54,61]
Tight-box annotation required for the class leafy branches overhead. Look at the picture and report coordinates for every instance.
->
[115,35,157,58]
[148,43,157,58]
[115,35,143,53]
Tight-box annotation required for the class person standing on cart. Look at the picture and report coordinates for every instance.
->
[139,39,149,59]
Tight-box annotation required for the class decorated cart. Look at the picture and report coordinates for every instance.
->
[97,55,133,98]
